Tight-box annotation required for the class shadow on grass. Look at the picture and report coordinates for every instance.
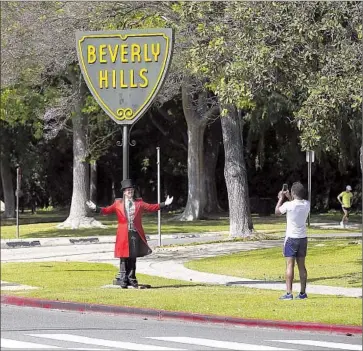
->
[62,269,115,272]
[138,284,207,289]
[225,272,362,287]
[226,280,283,286]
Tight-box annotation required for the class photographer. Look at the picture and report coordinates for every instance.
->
[275,182,310,300]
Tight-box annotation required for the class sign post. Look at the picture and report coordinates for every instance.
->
[306,150,315,227]
[157,147,161,246]
[76,28,173,283]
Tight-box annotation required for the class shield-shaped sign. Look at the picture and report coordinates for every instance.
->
[76,29,173,125]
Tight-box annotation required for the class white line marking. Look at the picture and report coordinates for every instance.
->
[1,338,60,349]
[28,334,184,350]
[147,337,291,350]
[270,339,362,350]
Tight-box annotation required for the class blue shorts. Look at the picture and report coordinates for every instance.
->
[283,237,308,258]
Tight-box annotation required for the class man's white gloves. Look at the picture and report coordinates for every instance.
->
[86,200,97,210]
[165,195,173,206]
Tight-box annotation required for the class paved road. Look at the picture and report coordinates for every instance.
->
[1,305,361,350]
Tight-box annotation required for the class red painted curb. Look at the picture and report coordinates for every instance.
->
[2,295,361,335]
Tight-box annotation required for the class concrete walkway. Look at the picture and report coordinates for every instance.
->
[137,239,362,298]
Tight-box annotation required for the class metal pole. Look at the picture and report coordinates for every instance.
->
[113,125,130,285]
[122,125,129,180]
[308,151,312,227]
[157,147,161,246]
[16,167,20,239]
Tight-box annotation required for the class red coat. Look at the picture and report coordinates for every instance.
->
[100,198,160,258]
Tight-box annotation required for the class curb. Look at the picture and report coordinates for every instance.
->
[2,295,361,335]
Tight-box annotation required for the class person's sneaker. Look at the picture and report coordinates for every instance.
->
[295,292,308,299]
[279,293,293,300]
[340,221,345,228]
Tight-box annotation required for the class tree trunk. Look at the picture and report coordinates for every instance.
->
[178,79,208,221]
[111,178,117,202]
[0,152,15,218]
[221,106,253,237]
[322,184,331,211]
[204,120,223,214]
[181,122,207,220]
[90,160,97,203]
[58,75,104,229]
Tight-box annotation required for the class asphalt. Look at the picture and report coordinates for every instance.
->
[1,223,362,335]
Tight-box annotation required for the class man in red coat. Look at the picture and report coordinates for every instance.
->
[86,178,173,289]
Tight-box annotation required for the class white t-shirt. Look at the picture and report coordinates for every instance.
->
[279,199,310,238]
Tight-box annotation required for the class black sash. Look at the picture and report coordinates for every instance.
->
[128,230,152,258]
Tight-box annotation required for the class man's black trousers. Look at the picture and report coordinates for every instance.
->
[119,257,137,287]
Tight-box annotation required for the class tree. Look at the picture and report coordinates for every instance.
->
[165,2,254,235]
[204,118,224,214]
[221,106,253,235]
[139,3,225,220]
[169,1,362,235]
[1,1,141,228]
[179,77,220,220]
[0,86,45,218]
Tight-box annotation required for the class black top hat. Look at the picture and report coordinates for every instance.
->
[121,178,135,190]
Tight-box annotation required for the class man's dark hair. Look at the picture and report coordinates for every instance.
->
[291,182,306,200]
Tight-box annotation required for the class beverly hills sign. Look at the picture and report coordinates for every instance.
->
[76,28,173,125]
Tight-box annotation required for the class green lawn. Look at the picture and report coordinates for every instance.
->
[1,261,361,326]
[1,211,361,240]
[185,239,362,288]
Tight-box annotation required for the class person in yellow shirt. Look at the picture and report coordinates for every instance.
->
[337,185,353,228]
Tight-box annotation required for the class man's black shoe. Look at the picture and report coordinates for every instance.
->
[128,280,139,289]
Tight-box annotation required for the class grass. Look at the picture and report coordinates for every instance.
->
[313,211,362,223]
[185,239,362,288]
[1,210,361,240]
[1,261,361,326]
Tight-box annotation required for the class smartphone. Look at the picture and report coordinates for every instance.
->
[282,183,288,191]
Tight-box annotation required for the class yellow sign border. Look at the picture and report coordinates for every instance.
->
[78,33,170,122]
